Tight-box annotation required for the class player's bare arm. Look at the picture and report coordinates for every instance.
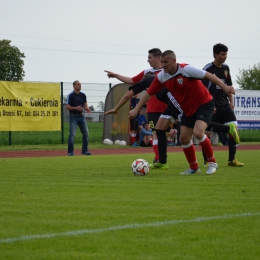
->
[204,72,235,95]
[129,91,151,118]
[104,70,134,84]
[104,108,118,115]
[105,90,134,115]
[228,93,234,110]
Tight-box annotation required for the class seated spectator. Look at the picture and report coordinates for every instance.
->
[167,129,178,146]
[139,122,153,147]
[137,108,147,131]
[166,122,178,146]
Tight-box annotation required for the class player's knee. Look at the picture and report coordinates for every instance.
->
[180,135,190,145]
[193,129,204,140]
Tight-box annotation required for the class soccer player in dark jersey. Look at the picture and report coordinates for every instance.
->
[201,43,243,167]
[129,50,235,175]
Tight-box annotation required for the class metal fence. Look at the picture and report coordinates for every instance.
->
[0,82,259,145]
[0,82,112,145]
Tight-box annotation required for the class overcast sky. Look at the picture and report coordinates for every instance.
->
[1,0,260,88]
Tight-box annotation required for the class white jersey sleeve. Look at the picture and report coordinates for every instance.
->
[184,64,206,79]
[157,64,206,83]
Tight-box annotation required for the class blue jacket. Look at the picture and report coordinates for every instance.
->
[139,128,152,142]
[137,115,146,127]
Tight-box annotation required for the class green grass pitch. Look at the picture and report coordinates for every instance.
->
[0,150,260,259]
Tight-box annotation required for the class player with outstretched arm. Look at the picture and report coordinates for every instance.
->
[129,50,235,175]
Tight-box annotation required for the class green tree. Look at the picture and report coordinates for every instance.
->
[236,63,260,90]
[0,39,25,81]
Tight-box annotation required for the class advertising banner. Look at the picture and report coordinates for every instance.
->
[0,81,61,131]
[234,90,260,129]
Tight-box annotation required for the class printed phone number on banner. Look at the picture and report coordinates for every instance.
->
[0,110,59,117]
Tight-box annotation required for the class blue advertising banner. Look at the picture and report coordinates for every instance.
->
[234,90,260,130]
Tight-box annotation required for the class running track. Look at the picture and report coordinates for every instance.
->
[0,144,259,158]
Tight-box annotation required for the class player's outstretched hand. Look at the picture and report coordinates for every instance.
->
[224,85,235,95]
[104,109,118,115]
[129,109,137,119]
[104,70,117,78]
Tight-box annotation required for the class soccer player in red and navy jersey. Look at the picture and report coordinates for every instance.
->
[105,48,167,162]
[129,50,235,175]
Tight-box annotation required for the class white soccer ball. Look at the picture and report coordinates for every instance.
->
[103,138,112,145]
[131,158,149,176]
[114,140,121,145]
[119,140,126,146]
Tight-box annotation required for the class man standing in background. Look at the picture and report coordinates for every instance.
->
[66,80,92,156]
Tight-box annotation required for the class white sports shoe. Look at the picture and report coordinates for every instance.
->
[206,162,218,174]
[180,168,201,175]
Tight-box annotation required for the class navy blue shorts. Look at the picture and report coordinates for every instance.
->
[130,118,138,131]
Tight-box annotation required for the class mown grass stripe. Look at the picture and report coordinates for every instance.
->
[1,212,259,244]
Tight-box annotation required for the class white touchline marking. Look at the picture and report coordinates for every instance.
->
[1,212,259,244]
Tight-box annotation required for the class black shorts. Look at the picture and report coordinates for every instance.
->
[148,112,161,131]
[130,118,138,130]
[180,99,214,128]
[128,75,155,95]
[211,105,237,124]
[162,105,181,120]
[140,140,152,147]
[156,88,182,120]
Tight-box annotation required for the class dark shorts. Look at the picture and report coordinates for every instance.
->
[211,105,237,124]
[140,140,152,147]
[128,75,155,95]
[130,118,138,130]
[162,105,181,120]
[180,99,215,128]
[148,112,161,131]
[156,88,182,120]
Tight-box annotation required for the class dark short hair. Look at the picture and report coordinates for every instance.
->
[144,122,150,125]
[148,48,162,57]
[213,43,228,57]
[162,50,176,58]
[73,80,79,86]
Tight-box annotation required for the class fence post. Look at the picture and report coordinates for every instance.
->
[61,82,64,144]
[109,83,112,90]
[8,131,12,145]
